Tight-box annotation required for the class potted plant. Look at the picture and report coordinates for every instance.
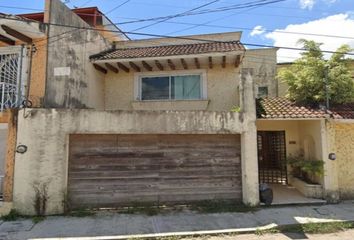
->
[288,155,324,198]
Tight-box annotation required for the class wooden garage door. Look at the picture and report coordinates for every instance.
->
[68,134,241,209]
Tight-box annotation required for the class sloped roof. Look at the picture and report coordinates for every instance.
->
[257,97,354,119]
[90,41,244,61]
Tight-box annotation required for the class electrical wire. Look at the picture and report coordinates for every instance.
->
[2,3,352,42]
[105,0,132,15]
[131,0,222,31]
[0,15,353,57]
[117,0,288,25]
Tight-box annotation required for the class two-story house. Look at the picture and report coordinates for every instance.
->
[2,0,353,216]
[0,0,279,215]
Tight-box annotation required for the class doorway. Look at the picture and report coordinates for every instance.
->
[257,131,287,184]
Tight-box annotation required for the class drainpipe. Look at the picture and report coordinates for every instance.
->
[17,44,24,106]
[25,44,35,105]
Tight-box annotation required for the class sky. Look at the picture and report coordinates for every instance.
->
[1,0,354,62]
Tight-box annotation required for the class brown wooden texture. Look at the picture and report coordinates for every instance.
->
[3,109,18,201]
[68,134,241,209]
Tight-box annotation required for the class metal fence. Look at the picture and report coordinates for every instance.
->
[0,82,18,112]
[0,47,25,112]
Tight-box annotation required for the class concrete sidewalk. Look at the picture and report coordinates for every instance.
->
[1,201,354,240]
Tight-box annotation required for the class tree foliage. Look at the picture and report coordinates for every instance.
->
[278,39,354,105]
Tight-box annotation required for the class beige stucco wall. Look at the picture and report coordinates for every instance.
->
[256,119,326,186]
[104,48,277,111]
[105,65,240,111]
[334,123,354,199]
[298,120,323,161]
[114,32,242,48]
[243,48,278,97]
[276,63,291,97]
[256,120,301,156]
[13,109,251,215]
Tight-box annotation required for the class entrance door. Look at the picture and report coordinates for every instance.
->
[257,131,287,184]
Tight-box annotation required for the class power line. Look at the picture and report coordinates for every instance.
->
[117,0,288,25]
[165,5,262,35]
[0,3,346,41]
[105,0,132,15]
[131,0,222,32]
[1,15,354,57]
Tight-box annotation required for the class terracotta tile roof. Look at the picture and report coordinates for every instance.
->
[90,41,244,61]
[257,97,354,119]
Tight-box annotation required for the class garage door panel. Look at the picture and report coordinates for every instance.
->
[158,191,241,203]
[69,178,159,191]
[69,170,159,179]
[68,134,241,209]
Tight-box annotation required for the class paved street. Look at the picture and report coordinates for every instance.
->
[0,202,353,240]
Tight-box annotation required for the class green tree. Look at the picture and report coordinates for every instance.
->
[278,39,354,105]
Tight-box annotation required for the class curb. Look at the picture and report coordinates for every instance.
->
[28,224,278,240]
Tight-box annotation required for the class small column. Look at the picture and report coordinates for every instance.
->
[321,120,340,203]
[240,68,259,206]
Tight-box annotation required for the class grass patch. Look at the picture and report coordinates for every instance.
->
[286,221,354,234]
[118,203,161,216]
[256,221,354,235]
[1,209,22,221]
[190,200,258,213]
[69,208,95,217]
[32,216,46,224]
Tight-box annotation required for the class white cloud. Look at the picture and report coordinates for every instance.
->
[265,13,354,62]
[299,0,338,10]
[299,0,316,10]
[250,25,266,37]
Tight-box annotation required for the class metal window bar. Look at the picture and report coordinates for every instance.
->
[0,51,22,112]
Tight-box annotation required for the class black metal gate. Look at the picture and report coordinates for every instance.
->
[257,131,287,184]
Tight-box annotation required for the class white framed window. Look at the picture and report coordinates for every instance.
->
[135,70,207,101]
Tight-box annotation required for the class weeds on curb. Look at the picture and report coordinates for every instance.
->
[256,221,354,235]
[68,208,95,217]
[189,200,258,213]
[1,209,21,221]
[32,216,46,224]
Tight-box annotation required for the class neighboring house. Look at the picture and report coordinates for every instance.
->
[256,98,354,201]
[0,0,127,214]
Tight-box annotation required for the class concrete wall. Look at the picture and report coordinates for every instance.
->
[276,63,290,97]
[44,0,112,109]
[298,120,323,161]
[105,65,240,111]
[256,120,301,157]
[114,32,242,48]
[243,48,278,97]
[0,123,7,176]
[334,123,354,199]
[13,109,249,215]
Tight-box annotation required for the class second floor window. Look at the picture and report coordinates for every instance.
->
[141,75,201,100]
